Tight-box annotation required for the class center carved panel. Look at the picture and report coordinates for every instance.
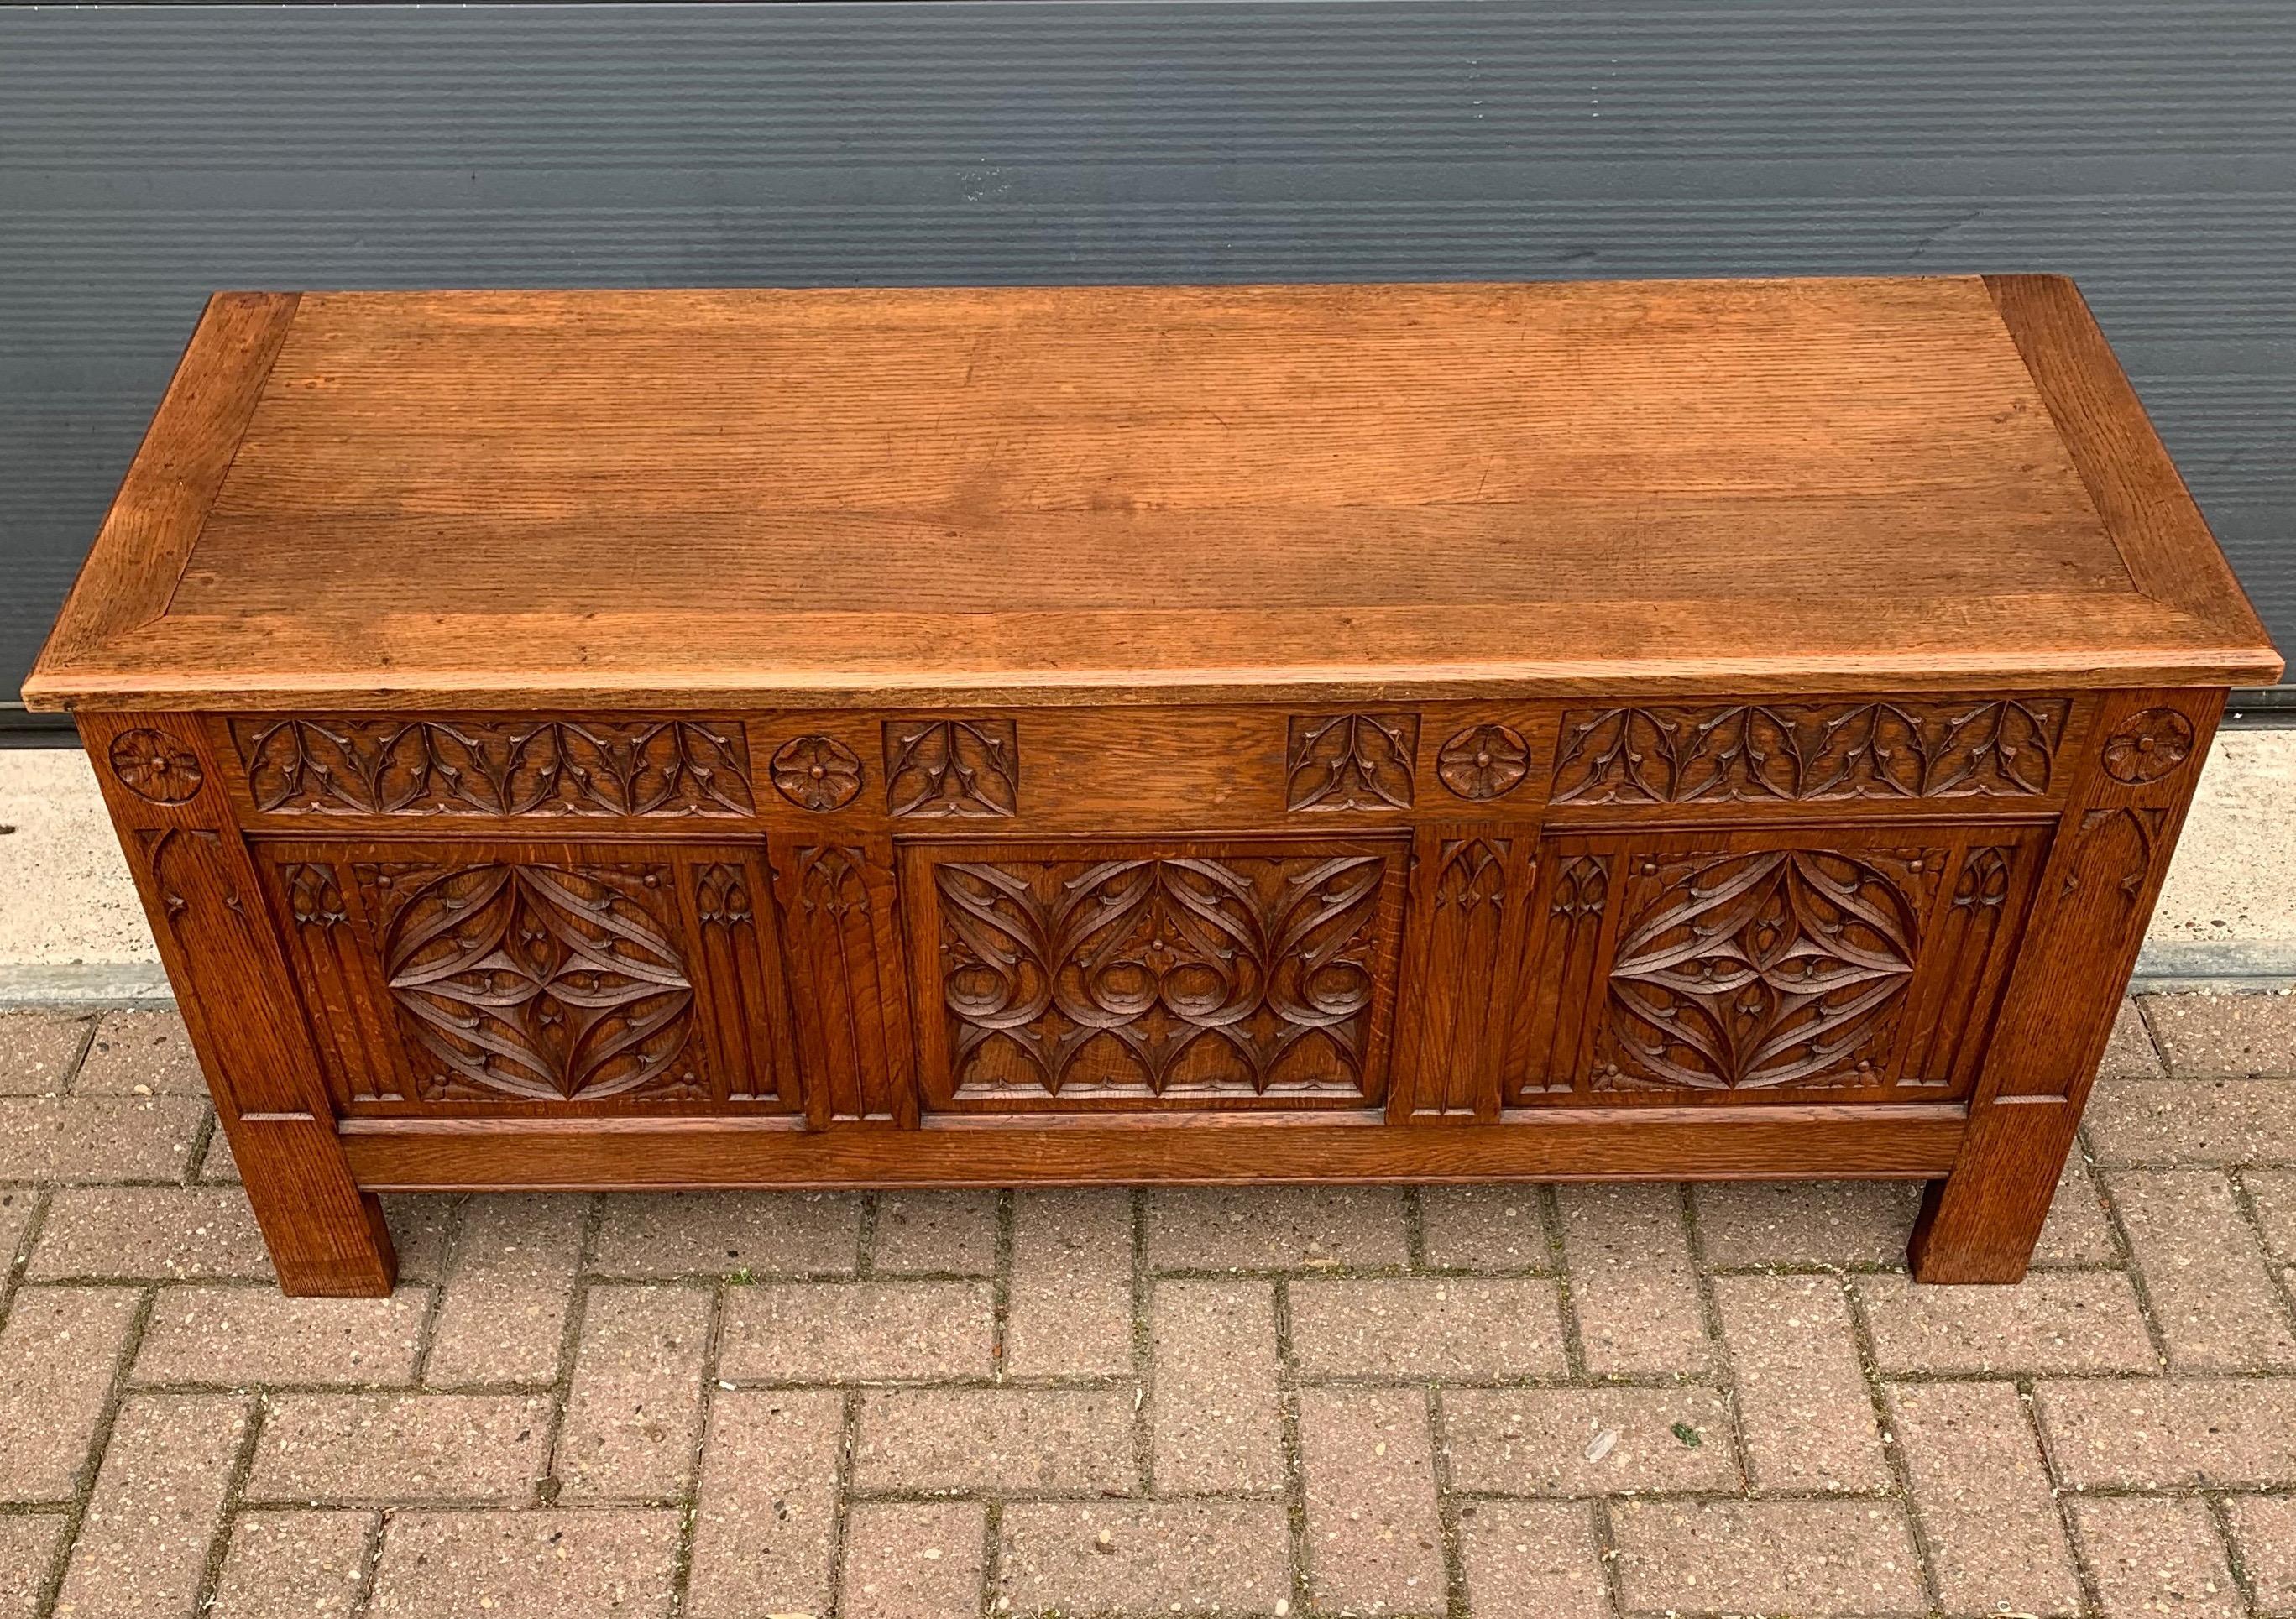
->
[930,849,1401,1105]
[356,859,704,1102]
[1596,847,1937,1092]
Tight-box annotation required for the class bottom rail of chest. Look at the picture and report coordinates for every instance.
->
[335,1103,1968,1189]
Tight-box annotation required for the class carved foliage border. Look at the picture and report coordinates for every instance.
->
[230,718,756,817]
[1551,698,2072,806]
[1286,713,1420,812]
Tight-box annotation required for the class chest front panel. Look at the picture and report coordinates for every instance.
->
[193,695,2104,1131]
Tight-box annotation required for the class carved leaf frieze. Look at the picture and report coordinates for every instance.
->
[2068,807,2171,906]
[1286,714,1419,812]
[1551,699,2069,805]
[883,720,1017,818]
[232,718,754,817]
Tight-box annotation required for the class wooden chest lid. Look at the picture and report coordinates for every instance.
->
[25,274,2280,713]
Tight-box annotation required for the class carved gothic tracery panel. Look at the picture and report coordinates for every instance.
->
[934,849,1398,1102]
[1551,699,2070,805]
[232,718,754,817]
[1286,713,1420,811]
[356,859,703,1103]
[1597,847,1933,1092]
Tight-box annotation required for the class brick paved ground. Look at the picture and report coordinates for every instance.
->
[0,995,2290,1616]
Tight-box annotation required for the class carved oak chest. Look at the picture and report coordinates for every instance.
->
[25,277,2279,1294]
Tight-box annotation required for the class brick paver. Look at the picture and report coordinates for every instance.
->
[686,1390,841,1619]
[1611,1498,1928,1616]
[2148,991,2296,1078]
[73,1010,208,1097]
[850,1387,1134,1495]
[2073,1496,2246,1619]
[1443,1385,1740,1496]
[30,1186,273,1282]
[0,1519,62,1619]
[210,1509,375,1617]
[870,1189,998,1276]
[1145,1183,1409,1270]
[1557,1182,1713,1375]
[133,1286,430,1387]
[996,1500,1292,1616]
[1886,1379,2083,1616]
[839,1501,986,1619]
[1420,1183,1554,1270]
[1457,1500,1608,1619]
[2225,1495,2296,1611]
[367,1507,679,1617]
[1713,1272,1891,1493]
[2040,1377,2296,1489]
[1288,1275,1567,1377]
[52,1392,244,1619]
[591,1189,860,1279]
[2113,1167,2296,1370]
[1859,1268,2161,1372]
[0,994,2292,1616]
[0,1014,86,1097]
[248,1394,554,1502]
[1298,1386,1446,1611]
[0,1287,141,1501]
[719,1279,993,1382]
[553,1282,710,1501]
[423,1193,587,1387]
[1148,1278,1283,1493]
[1006,1187,1135,1376]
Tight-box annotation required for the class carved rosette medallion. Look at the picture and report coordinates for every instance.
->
[1285,714,1420,811]
[771,735,864,811]
[883,719,1018,817]
[108,729,204,804]
[2099,708,2196,784]
[936,852,1391,1099]
[359,859,702,1103]
[1436,723,1531,801]
[1599,849,1923,1092]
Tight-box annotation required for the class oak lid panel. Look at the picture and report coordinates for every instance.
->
[26,276,2280,712]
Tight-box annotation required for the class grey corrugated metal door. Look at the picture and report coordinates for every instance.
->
[3,3,2291,729]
